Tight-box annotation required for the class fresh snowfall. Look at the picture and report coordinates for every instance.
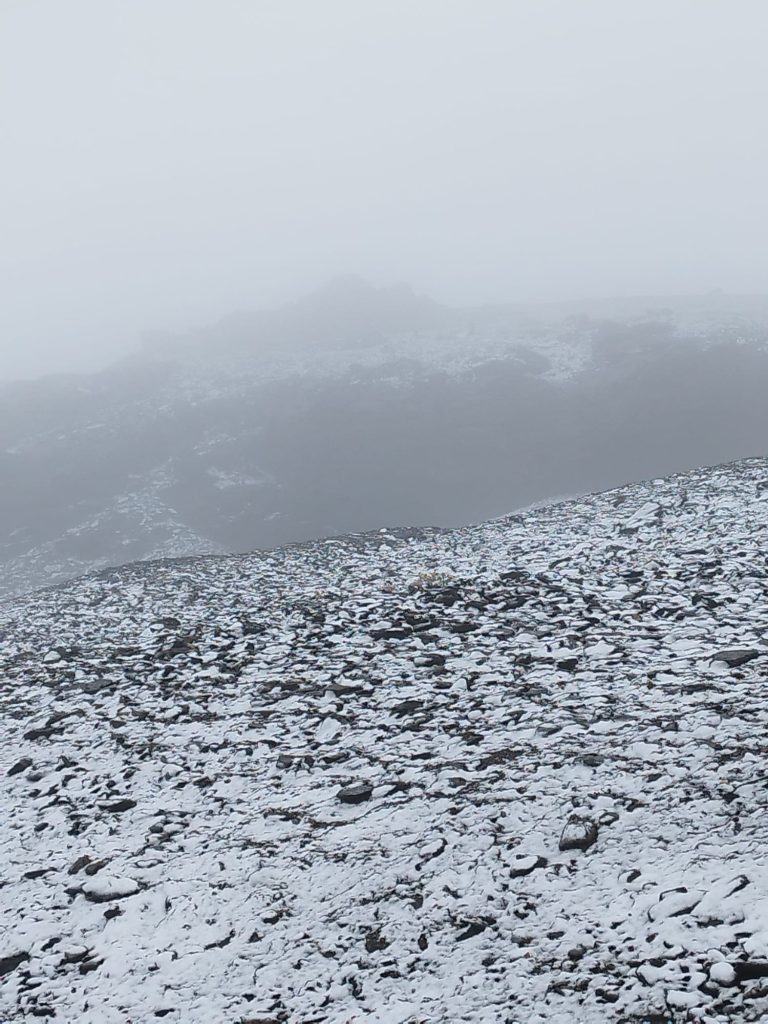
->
[4,457,768,1024]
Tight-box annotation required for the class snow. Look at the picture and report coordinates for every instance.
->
[81,875,140,902]
[710,962,737,986]
[3,457,768,1021]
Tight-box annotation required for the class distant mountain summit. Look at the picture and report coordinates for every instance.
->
[290,275,442,333]
[143,277,444,358]
[262,275,445,348]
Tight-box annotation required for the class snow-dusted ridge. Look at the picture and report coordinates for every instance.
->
[3,458,768,1022]
[5,282,768,603]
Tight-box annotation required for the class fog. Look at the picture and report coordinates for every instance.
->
[3,0,768,380]
[5,5,768,1012]
[4,2,768,600]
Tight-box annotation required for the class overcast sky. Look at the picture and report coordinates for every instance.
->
[2,1,767,380]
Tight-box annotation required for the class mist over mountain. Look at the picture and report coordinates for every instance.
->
[3,279,768,600]
[7,3,768,1021]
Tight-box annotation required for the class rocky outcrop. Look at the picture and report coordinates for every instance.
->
[3,458,768,1022]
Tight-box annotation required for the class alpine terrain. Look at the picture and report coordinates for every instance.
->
[3,456,768,1023]
[4,279,768,603]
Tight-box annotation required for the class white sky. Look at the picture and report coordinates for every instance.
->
[2,0,768,378]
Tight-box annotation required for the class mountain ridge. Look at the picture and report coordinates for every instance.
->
[4,283,768,604]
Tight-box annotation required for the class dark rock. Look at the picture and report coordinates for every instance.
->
[261,908,285,925]
[61,949,90,965]
[559,816,598,853]
[204,930,234,950]
[509,855,548,878]
[733,960,768,982]
[83,859,109,876]
[711,648,760,667]
[456,917,495,941]
[364,928,389,952]
[240,620,266,637]
[386,780,411,795]
[581,754,603,767]
[337,782,373,805]
[595,988,620,1004]
[320,750,350,766]
[0,950,30,975]
[448,621,478,635]
[79,958,103,974]
[392,699,423,717]
[276,753,314,770]
[683,681,717,694]
[328,683,366,696]
[557,657,579,671]
[23,726,63,741]
[416,652,447,667]
[7,756,33,777]
[46,711,71,727]
[78,679,112,694]
[100,798,137,813]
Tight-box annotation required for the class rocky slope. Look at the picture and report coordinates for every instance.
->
[3,458,768,1022]
[4,280,768,601]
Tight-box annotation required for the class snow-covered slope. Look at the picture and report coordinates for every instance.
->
[3,458,768,1023]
